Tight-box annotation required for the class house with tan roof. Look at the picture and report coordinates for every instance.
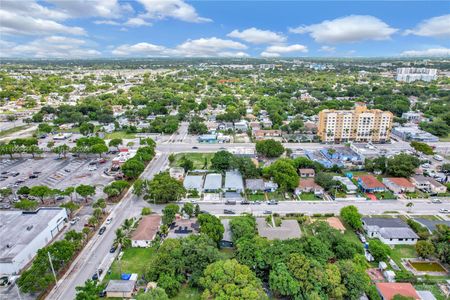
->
[299,168,315,178]
[382,178,415,194]
[375,282,420,300]
[295,178,324,195]
[131,215,161,248]
[358,175,386,193]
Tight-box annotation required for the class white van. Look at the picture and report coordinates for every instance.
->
[433,155,443,161]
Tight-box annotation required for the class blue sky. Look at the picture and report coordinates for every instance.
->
[1,1,449,58]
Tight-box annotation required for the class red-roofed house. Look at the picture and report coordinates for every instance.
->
[382,178,415,194]
[375,282,420,300]
[358,175,386,193]
[295,178,324,195]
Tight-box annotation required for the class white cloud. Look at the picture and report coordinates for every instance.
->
[0,8,86,36]
[227,27,286,44]
[401,47,450,57]
[111,37,248,57]
[124,17,152,27]
[94,20,121,26]
[46,0,132,19]
[319,46,336,53]
[1,36,101,58]
[289,15,397,44]
[265,44,308,53]
[137,0,212,23]
[405,14,450,38]
[260,52,280,58]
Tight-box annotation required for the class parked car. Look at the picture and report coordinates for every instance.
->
[56,196,65,201]
[29,174,38,179]
[98,226,106,235]
[439,209,449,213]
[70,217,80,225]
[225,200,236,205]
[263,210,272,214]
[91,269,103,280]
[192,146,198,149]
[358,233,366,243]
[224,209,235,215]
[106,218,112,225]
[11,172,20,177]
[431,198,442,204]
[240,200,250,205]
[109,246,116,253]
[267,200,278,205]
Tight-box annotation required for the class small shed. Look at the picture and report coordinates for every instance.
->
[105,280,135,298]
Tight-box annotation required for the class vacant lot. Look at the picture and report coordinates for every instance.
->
[171,153,214,170]
[104,247,156,281]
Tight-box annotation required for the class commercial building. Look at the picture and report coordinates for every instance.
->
[131,215,161,248]
[362,217,419,245]
[317,104,393,143]
[392,126,439,143]
[396,68,437,83]
[0,208,68,274]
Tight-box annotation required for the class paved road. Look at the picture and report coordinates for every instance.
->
[46,153,168,300]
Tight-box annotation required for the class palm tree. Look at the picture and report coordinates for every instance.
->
[121,218,133,233]
[114,228,131,249]
[406,202,414,212]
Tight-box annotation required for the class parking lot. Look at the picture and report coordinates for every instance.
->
[0,154,116,204]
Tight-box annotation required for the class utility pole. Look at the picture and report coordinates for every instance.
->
[48,252,58,286]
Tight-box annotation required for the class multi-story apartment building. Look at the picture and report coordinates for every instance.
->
[317,104,393,143]
[396,68,437,83]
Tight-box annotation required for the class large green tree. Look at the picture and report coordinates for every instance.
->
[340,205,362,230]
[198,214,224,245]
[256,139,285,158]
[147,172,186,203]
[386,153,420,178]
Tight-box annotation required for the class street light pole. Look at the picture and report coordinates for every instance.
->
[48,252,58,286]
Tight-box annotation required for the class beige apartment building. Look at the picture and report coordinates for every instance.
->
[317,104,393,143]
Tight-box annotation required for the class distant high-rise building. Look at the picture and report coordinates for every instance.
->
[396,68,437,83]
[317,103,393,143]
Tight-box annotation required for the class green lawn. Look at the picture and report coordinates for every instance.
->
[247,193,266,201]
[299,192,321,201]
[439,133,450,142]
[342,223,361,244]
[0,125,30,138]
[389,245,417,269]
[172,286,201,300]
[104,247,156,281]
[104,131,137,140]
[414,284,447,300]
[405,191,429,199]
[170,153,214,170]
[374,191,396,200]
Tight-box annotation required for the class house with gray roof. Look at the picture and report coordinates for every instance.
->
[362,217,418,245]
[104,280,135,298]
[183,175,204,192]
[225,171,244,193]
[256,218,301,240]
[246,179,265,192]
[333,176,358,194]
[203,173,222,192]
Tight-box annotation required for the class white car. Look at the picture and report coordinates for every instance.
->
[70,217,80,225]
[106,217,112,225]
[439,209,449,213]
[88,166,97,171]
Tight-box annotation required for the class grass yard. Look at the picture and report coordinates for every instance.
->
[414,284,447,300]
[389,245,417,269]
[104,131,137,140]
[172,286,201,300]
[267,191,286,201]
[170,152,214,170]
[104,247,156,281]
[439,133,450,142]
[0,125,30,138]
[299,192,322,201]
[374,191,396,200]
[405,191,429,199]
[342,223,361,245]
[247,193,266,201]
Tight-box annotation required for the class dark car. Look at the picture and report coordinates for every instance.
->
[109,246,116,253]
[29,174,38,179]
[91,269,103,280]
[99,226,106,235]
[192,146,199,149]
[240,200,250,205]
[11,172,20,177]
[56,196,65,201]
[224,209,235,215]
[263,210,272,215]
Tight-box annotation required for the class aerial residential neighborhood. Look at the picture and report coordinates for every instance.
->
[0,1,449,300]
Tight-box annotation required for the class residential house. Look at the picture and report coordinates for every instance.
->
[362,217,419,245]
[295,178,324,195]
[264,180,278,192]
[253,130,282,140]
[234,120,248,132]
[249,121,261,131]
[333,176,358,194]
[245,179,265,193]
[131,215,161,247]
[382,178,415,194]
[299,168,315,178]
[225,171,244,193]
[105,280,136,298]
[375,282,420,300]
[358,175,386,193]
[261,119,273,129]
[411,175,447,194]
[256,218,302,240]
[217,122,234,131]
[183,175,204,192]
[203,174,222,192]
